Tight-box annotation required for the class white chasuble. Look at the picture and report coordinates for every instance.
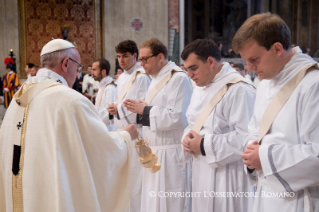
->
[95,76,116,131]
[141,61,193,212]
[183,62,256,212]
[245,47,319,212]
[0,68,133,212]
[114,63,151,212]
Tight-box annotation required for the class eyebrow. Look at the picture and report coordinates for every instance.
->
[186,64,197,69]
[116,54,129,57]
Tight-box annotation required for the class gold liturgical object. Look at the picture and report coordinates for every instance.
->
[135,137,161,173]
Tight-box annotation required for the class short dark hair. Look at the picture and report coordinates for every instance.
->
[232,13,291,53]
[115,40,139,59]
[33,65,40,71]
[27,63,35,68]
[94,59,110,75]
[181,39,221,62]
[115,67,123,74]
[233,63,244,70]
[140,38,168,59]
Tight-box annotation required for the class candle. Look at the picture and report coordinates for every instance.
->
[10,49,13,52]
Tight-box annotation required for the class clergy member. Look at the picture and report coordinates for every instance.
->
[107,40,150,212]
[92,58,116,131]
[233,63,253,83]
[124,38,192,212]
[233,13,319,212]
[181,39,255,212]
[0,39,138,212]
[30,65,39,77]
[25,63,34,79]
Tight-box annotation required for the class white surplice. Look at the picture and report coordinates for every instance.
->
[183,62,256,212]
[95,76,116,131]
[141,61,193,212]
[245,47,319,212]
[0,68,133,212]
[114,63,151,212]
[114,63,151,130]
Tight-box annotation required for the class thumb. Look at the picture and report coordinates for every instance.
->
[251,140,259,145]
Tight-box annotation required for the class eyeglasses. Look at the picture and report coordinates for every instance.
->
[69,57,84,72]
[138,54,159,64]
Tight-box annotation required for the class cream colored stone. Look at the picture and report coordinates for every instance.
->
[103,0,168,76]
[0,0,19,77]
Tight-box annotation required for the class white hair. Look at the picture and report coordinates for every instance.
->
[40,48,75,68]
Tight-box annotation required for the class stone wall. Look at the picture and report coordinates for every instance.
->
[103,0,168,75]
[0,0,19,77]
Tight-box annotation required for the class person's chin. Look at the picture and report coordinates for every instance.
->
[145,70,150,75]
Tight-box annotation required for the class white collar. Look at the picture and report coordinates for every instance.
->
[200,62,241,89]
[34,68,68,86]
[124,63,143,75]
[270,47,317,86]
[153,61,178,78]
[99,76,113,88]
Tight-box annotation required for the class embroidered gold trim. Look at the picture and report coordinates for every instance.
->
[12,82,61,211]
[12,103,29,212]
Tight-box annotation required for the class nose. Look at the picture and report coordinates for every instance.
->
[246,63,256,72]
[187,71,193,78]
[118,57,124,63]
[140,61,146,67]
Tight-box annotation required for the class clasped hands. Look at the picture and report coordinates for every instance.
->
[123,99,147,115]
[241,141,262,170]
[182,130,203,155]
[107,99,148,116]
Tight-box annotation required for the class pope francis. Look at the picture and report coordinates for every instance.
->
[0,39,138,212]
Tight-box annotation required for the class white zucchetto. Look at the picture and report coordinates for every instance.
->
[40,39,75,56]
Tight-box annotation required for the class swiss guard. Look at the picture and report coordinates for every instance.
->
[3,58,19,108]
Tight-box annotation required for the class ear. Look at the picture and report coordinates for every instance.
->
[133,53,137,60]
[61,57,69,73]
[102,69,107,76]
[158,53,165,63]
[273,42,284,56]
[207,56,216,69]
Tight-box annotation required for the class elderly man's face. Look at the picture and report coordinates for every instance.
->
[65,49,81,87]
